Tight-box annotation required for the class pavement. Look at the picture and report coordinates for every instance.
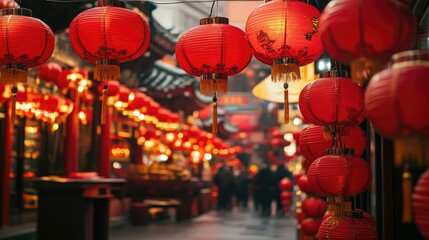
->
[110,207,298,240]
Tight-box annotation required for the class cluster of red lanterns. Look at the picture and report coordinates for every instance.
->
[279,178,293,213]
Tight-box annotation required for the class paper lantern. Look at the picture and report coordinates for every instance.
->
[301,218,322,236]
[246,0,323,122]
[270,137,291,148]
[299,70,364,129]
[296,208,306,223]
[318,211,378,239]
[308,149,371,197]
[297,175,310,193]
[299,125,366,162]
[69,0,150,123]
[0,7,55,119]
[176,17,251,134]
[302,197,327,218]
[365,50,429,138]
[279,178,293,191]
[281,191,293,200]
[413,168,429,239]
[319,0,416,84]
[38,62,62,83]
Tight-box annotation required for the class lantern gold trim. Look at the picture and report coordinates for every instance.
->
[95,0,126,7]
[272,58,300,82]
[0,8,32,17]
[200,17,229,25]
[200,73,228,96]
[94,59,120,82]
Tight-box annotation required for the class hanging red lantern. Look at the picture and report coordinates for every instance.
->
[301,218,322,236]
[176,16,251,134]
[413,168,429,239]
[0,7,55,120]
[365,50,429,138]
[308,148,371,197]
[113,84,130,111]
[296,208,306,223]
[302,197,327,219]
[270,137,291,148]
[318,211,378,239]
[299,71,364,130]
[281,191,293,200]
[297,175,310,193]
[246,0,323,122]
[319,0,416,84]
[69,0,150,123]
[81,91,95,105]
[279,178,293,191]
[299,125,366,163]
[126,92,146,111]
[38,62,63,83]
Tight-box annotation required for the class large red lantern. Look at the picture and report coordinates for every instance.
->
[176,17,251,134]
[413,168,429,239]
[318,211,378,239]
[299,125,366,163]
[0,7,55,119]
[302,197,327,218]
[365,50,429,138]
[299,71,364,129]
[245,0,323,122]
[69,0,150,123]
[319,0,416,84]
[301,218,322,236]
[308,149,371,197]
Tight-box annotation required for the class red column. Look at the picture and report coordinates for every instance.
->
[0,101,13,226]
[97,106,110,178]
[64,90,79,177]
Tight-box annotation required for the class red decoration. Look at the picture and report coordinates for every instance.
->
[301,218,322,236]
[413,168,429,239]
[56,68,88,90]
[0,0,18,8]
[296,208,306,223]
[39,62,63,83]
[299,125,366,163]
[126,92,146,111]
[279,178,293,191]
[318,212,378,239]
[302,197,327,218]
[245,0,323,81]
[297,175,310,193]
[299,72,364,128]
[308,149,371,197]
[319,0,416,84]
[281,191,293,200]
[365,50,429,138]
[270,138,291,148]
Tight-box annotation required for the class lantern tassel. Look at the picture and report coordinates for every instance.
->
[212,96,217,135]
[271,61,300,82]
[11,86,17,123]
[284,83,289,124]
[1,66,28,85]
[402,163,412,223]
[94,60,120,81]
[351,58,384,86]
[200,74,228,96]
[101,83,108,125]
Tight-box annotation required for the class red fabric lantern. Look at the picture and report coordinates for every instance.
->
[302,197,327,218]
[281,191,293,200]
[0,7,55,119]
[279,178,293,191]
[308,149,371,197]
[299,125,366,163]
[319,0,416,84]
[246,0,323,81]
[365,50,429,138]
[175,17,251,134]
[296,208,307,223]
[297,175,310,193]
[318,212,378,239]
[299,71,364,129]
[301,218,322,236]
[39,62,62,83]
[69,0,150,123]
[413,168,429,239]
[126,92,145,111]
[245,0,323,122]
[176,17,251,96]
[81,91,94,104]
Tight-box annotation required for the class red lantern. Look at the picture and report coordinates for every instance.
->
[281,191,293,200]
[245,0,323,122]
[126,92,145,111]
[299,71,364,128]
[297,175,310,193]
[299,125,366,163]
[0,7,55,119]
[318,212,378,239]
[365,50,429,138]
[302,197,327,218]
[81,91,95,104]
[308,149,371,197]
[279,178,293,191]
[39,62,62,83]
[270,137,291,148]
[301,218,322,236]
[69,0,150,123]
[319,0,416,84]
[296,208,306,223]
[176,16,251,134]
[413,168,429,239]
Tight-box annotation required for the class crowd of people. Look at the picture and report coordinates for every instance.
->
[213,157,293,217]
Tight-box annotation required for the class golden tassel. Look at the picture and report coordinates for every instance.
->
[271,63,300,82]
[351,58,384,86]
[200,75,228,96]
[323,125,332,140]
[11,86,17,124]
[402,166,412,223]
[212,96,217,135]
[327,197,352,217]
[1,67,28,85]
[94,63,120,81]
[284,83,289,124]
[101,84,108,125]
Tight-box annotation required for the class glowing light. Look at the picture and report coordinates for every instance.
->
[133,110,140,117]
[159,154,168,162]
[239,132,246,138]
[129,92,135,101]
[166,132,175,142]
[138,114,145,121]
[204,153,212,161]
[284,144,296,157]
[284,133,294,141]
[113,161,122,169]
[51,123,59,132]
[292,117,302,126]
[78,111,86,121]
[77,85,85,93]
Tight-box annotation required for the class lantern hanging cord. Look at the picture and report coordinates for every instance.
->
[46,0,265,4]
[208,0,215,17]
